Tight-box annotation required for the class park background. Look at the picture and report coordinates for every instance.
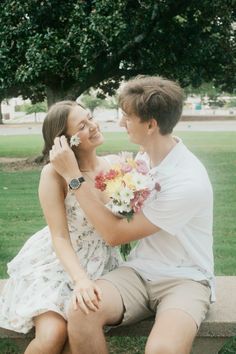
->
[0,1,235,353]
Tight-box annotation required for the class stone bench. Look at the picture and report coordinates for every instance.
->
[0,276,236,354]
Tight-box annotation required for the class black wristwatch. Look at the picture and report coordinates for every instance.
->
[68,176,85,190]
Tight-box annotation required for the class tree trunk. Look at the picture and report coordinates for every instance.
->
[46,87,68,107]
[0,101,3,124]
[116,107,119,120]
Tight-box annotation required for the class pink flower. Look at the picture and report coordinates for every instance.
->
[130,189,151,213]
[136,160,149,174]
[121,163,133,173]
[155,182,161,191]
[95,172,106,191]
[105,169,119,180]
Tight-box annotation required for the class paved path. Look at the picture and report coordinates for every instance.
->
[1,120,236,136]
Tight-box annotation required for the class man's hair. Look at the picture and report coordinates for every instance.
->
[118,75,184,134]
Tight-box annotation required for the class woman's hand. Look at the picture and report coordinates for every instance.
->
[72,277,102,315]
[50,136,81,182]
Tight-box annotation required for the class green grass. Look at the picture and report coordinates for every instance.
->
[0,169,44,276]
[0,130,235,157]
[0,135,44,158]
[0,131,235,354]
[1,132,235,276]
[0,132,138,158]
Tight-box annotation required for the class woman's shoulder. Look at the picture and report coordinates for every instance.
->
[39,163,67,197]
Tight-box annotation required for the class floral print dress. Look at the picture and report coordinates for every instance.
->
[0,191,122,334]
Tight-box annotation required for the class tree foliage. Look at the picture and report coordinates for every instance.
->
[0,0,235,107]
[25,101,47,114]
[80,93,103,113]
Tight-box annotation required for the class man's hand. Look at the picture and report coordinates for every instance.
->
[50,136,81,182]
[72,277,102,315]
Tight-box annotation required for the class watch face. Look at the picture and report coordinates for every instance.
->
[69,178,81,190]
[69,177,85,190]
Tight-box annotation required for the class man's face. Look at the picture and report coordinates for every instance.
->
[120,111,148,145]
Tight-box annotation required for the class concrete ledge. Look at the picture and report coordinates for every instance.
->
[1,276,236,354]
[181,115,236,121]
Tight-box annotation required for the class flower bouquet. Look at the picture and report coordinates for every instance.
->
[95,153,159,259]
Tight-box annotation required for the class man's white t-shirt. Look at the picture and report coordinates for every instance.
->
[124,138,215,301]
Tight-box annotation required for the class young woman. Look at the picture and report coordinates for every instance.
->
[0,101,122,354]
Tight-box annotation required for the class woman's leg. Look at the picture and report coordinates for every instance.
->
[24,311,67,354]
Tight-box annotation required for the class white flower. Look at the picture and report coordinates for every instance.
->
[118,151,133,163]
[131,171,148,189]
[119,186,134,204]
[70,134,80,147]
[110,203,123,214]
[131,171,155,190]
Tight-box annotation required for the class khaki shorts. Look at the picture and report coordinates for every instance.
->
[101,266,211,328]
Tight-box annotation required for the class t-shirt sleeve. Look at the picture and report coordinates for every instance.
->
[142,180,206,235]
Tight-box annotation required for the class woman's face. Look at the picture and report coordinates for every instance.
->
[66,105,104,149]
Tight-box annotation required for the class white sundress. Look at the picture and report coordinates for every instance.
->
[0,190,122,334]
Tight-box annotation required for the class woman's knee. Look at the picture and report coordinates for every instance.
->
[34,313,67,351]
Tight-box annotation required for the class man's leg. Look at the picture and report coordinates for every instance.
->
[145,279,211,354]
[67,279,124,354]
[145,309,197,354]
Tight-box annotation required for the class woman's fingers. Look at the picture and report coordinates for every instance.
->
[59,135,69,149]
[94,285,102,302]
[81,290,98,311]
[72,292,78,310]
[73,286,102,314]
[74,292,89,315]
[52,136,69,150]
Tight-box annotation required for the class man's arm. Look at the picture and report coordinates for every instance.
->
[50,136,160,246]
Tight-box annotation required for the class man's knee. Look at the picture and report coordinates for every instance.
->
[145,340,190,354]
[67,303,105,333]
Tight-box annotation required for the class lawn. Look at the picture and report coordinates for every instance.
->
[0,131,235,353]
[0,132,139,158]
[1,131,236,276]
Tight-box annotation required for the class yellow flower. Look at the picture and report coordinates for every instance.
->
[122,173,135,189]
[126,158,137,169]
[106,177,123,195]
[110,164,122,176]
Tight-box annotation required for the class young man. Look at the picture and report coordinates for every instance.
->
[50,76,214,354]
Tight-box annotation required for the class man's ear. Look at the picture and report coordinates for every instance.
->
[147,118,158,134]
